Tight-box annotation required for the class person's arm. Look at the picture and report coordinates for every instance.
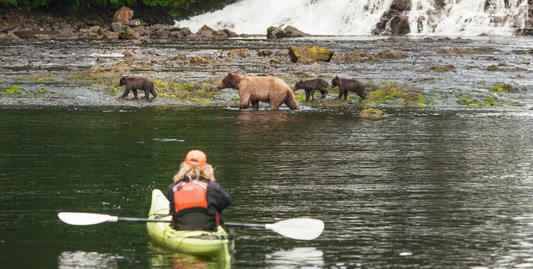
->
[167,183,177,215]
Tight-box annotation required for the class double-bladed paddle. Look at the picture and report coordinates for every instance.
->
[58,212,324,240]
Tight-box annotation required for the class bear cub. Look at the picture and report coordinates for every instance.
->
[118,76,157,100]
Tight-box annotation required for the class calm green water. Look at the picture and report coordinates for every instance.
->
[2,105,533,269]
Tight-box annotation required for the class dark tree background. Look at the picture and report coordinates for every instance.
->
[0,0,236,23]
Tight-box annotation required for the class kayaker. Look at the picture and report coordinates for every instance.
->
[167,150,232,231]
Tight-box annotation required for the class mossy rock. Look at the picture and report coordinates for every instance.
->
[358,108,387,120]
[289,45,334,63]
[364,83,425,106]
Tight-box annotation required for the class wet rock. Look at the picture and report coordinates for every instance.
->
[119,28,139,39]
[267,26,310,39]
[258,49,274,56]
[390,0,411,11]
[197,25,215,37]
[378,49,408,59]
[111,22,126,33]
[270,58,285,64]
[189,56,210,64]
[288,45,334,63]
[333,52,363,63]
[486,64,499,71]
[439,47,493,54]
[228,49,253,57]
[358,108,387,120]
[113,7,134,23]
[104,31,119,39]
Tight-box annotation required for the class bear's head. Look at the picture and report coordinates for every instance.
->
[331,76,340,88]
[119,76,128,86]
[294,80,305,90]
[218,72,240,90]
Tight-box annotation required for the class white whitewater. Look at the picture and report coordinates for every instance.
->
[175,0,529,36]
[408,0,529,36]
[174,0,395,35]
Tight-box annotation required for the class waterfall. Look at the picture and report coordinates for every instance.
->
[175,0,530,36]
[174,0,395,35]
[408,0,529,36]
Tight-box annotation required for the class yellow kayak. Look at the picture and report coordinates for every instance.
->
[146,189,233,262]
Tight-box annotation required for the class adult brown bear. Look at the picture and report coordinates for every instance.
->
[332,76,366,100]
[218,72,300,110]
[118,76,157,99]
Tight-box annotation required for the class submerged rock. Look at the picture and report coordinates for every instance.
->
[358,108,387,120]
[378,49,408,59]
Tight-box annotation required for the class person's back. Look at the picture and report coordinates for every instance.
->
[167,150,232,231]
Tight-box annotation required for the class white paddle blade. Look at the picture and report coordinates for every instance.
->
[58,212,118,226]
[266,218,324,240]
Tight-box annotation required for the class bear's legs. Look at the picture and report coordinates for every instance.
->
[151,88,158,99]
[336,89,346,100]
[119,88,131,98]
[132,89,138,99]
[252,100,260,110]
[310,89,316,101]
[143,88,151,99]
[305,90,311,102]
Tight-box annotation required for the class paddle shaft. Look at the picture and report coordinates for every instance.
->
[117,217,171,223]
[224,222,266,229]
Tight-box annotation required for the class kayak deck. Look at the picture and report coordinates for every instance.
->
[146,189,233,262]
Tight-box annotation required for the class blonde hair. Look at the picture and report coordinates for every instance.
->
[173,162,207,182]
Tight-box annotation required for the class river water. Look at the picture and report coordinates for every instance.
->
[2,105,533,268]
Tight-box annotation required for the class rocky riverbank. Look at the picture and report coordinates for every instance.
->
[1,29,532,109]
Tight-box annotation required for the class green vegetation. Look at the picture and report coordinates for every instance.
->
[2,86,21,95]
[482,83,518,93]
[363,83,426,107]
[153,79,218,102]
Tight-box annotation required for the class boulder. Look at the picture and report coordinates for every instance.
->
[358,108,387,120]
[258,49,274,56]
[288,45,334,63]
[267,26,310,39]
[228,49,253,57]
[333,52,363,63]
[197,25,215,37]
[111,22,126,33]
[378,49,408,59]
[113,7,134,23]
[119,28,138,39]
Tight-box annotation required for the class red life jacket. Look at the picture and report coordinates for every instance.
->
[172,179,219,230]
[172,180,208,212]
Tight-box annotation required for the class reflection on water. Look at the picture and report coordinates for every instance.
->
[3,106,533,269]
[58,251,120,269]
[148,248,231,269]
[266,247,324,268]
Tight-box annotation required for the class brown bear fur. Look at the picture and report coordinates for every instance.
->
[113,7,134,23]
[332,76,366,100]
[294,78,329,102]
[218,72,300,110]
[118,76,157,99]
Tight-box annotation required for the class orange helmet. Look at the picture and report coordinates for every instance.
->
[185,150,206,166]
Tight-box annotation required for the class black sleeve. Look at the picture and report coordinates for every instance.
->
[167,182,177,216]
[206,180,232,223]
